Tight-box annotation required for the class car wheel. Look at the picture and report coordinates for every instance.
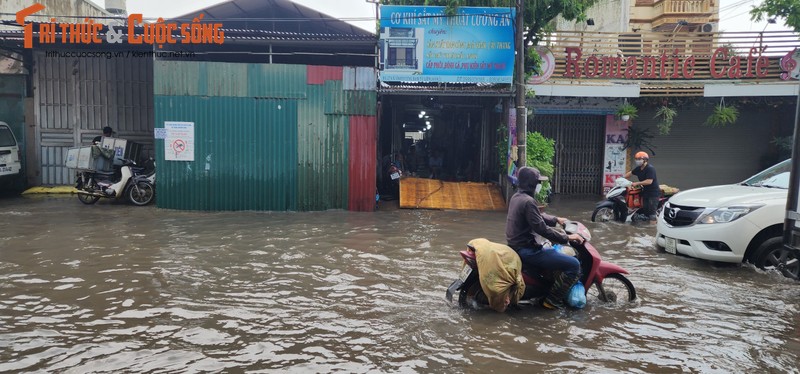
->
[752,237,800,280]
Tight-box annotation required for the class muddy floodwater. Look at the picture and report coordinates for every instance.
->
[1,195,799,373]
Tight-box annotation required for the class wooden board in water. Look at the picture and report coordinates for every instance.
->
[399,177,506,211]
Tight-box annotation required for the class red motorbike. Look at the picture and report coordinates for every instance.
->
[445,221,636,309]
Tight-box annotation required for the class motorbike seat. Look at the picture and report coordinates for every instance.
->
[521,265,550,284]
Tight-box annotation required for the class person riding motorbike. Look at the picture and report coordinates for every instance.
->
[505,167,584,309]
[624,151,659,223]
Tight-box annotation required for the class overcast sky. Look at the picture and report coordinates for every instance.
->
[85,0,790,33]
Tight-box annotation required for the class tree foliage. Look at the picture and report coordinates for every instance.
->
[379,0,599,75]
[526,131,555,202]
[750,0,800,33]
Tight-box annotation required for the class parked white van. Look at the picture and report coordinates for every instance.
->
[0,121,23,188]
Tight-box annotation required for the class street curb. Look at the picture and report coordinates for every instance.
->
[22,186,77,195]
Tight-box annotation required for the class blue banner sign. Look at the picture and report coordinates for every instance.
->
[379,6,515,84]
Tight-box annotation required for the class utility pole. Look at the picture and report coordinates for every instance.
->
[515,0,527,167]
[782,82,800,280]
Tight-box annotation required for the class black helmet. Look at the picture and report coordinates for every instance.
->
[517,167,548,193]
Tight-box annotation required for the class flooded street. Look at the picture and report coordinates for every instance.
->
[1,195,799,373]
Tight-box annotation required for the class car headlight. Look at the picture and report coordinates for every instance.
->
[696,204,764,224]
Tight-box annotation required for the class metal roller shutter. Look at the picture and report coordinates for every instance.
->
[632,104,793,191]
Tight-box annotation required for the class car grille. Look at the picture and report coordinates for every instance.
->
[663,203,704,227]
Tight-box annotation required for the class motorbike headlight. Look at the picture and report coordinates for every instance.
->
[696,204,764,224]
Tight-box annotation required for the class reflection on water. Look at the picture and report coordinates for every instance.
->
[1,195,798,372]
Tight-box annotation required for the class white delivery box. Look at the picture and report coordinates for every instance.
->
[100,137,142,165]
[67,146,112,171]
[76,146,94,170]
[65,147,80,169]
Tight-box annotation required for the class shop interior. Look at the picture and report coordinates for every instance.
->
[377,95,505,199]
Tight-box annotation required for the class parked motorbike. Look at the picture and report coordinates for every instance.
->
[446,221,636,310]
[75,158,155,206]
[591,177,677,222]
[379,161,403,201]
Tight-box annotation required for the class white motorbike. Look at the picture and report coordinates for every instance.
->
[75,158,155,206]
[591,177,675,223]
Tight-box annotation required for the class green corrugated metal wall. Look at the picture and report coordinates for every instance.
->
[154,61,374,211]
[154,96,299,210]
[297,84,348,211]
[154,62,308,99]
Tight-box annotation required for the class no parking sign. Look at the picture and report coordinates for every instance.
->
[164,121,194,161]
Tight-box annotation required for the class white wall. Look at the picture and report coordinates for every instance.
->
[555,0,631,33]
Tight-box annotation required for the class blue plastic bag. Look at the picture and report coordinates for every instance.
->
[567,282,587,309]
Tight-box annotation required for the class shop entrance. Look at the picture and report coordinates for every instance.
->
[377,94,505,206]
[530,114,605,195]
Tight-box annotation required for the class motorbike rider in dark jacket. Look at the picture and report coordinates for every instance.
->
[505,167,584,309]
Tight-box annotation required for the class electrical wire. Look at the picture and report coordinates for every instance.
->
[719,0,755,14]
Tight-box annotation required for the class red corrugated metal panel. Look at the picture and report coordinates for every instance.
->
[307,65,343,85]
[348,115,377,211]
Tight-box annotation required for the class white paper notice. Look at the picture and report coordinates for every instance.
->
[165,121,195,161]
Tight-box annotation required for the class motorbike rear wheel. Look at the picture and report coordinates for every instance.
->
[77,192,100,205]
[77,177,100,205]
[588,273,636,303]
[458,281,488,309]
[591,207,614,222]
[127,181,155,206]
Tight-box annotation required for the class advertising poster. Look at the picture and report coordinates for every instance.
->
[603,116,628,193]
[507,109,517,180]
[379,6,515,83]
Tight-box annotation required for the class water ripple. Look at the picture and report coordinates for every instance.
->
[0,196,798,372]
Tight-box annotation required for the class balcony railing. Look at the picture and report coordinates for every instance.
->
[653,0,711,14]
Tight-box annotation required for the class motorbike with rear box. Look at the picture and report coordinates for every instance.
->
[591,177,679,223]
[65,137,154,206]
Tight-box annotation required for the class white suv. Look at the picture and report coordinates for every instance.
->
[0,122,23,189]
[656,159,799,278]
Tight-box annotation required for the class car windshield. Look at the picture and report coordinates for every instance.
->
[742,159,792,188]
[0,126,17,147]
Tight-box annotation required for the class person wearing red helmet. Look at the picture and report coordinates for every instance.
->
[625,151,659,222]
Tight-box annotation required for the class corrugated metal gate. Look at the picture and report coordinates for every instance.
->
[530,114,605,195]
[632,105,791,191]
[33,51,154,186]
[154,62,377,212]
[0,74,26,190]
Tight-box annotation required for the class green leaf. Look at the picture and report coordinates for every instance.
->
[616,103,638,119]
[704,104,739,127]
[654,105,677,135]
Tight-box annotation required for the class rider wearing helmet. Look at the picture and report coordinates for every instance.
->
[625,151,659,222]
[505,166,584,309]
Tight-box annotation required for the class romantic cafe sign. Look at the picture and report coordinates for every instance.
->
[534,46,800,81]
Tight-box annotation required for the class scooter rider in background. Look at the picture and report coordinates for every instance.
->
[625,151,659,223]
[506,167,584,309]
